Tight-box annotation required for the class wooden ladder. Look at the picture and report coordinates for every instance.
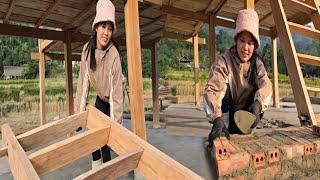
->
[270,0,320,126]
[0,106,203,179]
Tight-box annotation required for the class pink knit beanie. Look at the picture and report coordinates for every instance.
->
[233,9,260,48]
[92,0,116,33]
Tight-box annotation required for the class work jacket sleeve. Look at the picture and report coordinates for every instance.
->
[74,44,88,113]
[254,58,273,112]
[203,56,229,120]
[110,54,124,123]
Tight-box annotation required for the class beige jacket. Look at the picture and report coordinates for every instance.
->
[75,42,124,123]
[203,46,272,120]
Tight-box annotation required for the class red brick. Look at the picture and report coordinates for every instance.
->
[254,165,280,180]
[267,148,280,163]
[216,151,250,176]
[304,144,314,156]
[252,152,265,168]
[313,140,320,153]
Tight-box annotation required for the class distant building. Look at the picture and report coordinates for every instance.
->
[179,56,192,70]
[2,66,23,79]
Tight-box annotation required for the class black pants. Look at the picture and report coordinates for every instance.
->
[222,85,263,134]
[92,96,111,162]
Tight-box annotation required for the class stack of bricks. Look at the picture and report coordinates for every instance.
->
[210,126,320,179]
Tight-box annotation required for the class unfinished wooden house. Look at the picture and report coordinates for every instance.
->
[1,0,320,179]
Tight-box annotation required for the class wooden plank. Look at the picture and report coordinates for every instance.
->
[143,0,162,6]
[0,147,8,157]
[151,43,160,129]
[209,15,216,66]
[305,0,320,29]
[306,86,320,92]
[297,53,320,67]
[38,39,46,125]
[163,31,206,44]
[29,127,110,175]
[282,0,317,14]
[0,23,89,42]
[63,0,96,30]
[1,124,40,180]
[64,31,74,116]
[40,40,56,52]
[193,34,200,106]
[16,111,87,151]
[288,22,320,39]
[272,36,280,108]
[271,0,317,125]
[35,0,62,27]
[3,0,15,23]
[74,148,143,180]
[30,52,81,61]
[245,0,255,9]
[125,0,147,140]
[87,106,203,179]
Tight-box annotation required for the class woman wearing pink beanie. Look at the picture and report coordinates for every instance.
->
[203,9,272,148]
[74,0,123,169]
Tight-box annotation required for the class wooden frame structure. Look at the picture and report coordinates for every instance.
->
[0,106,203,179]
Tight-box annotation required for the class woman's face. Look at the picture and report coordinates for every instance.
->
[95,22,113,50]
[236,31,256,62]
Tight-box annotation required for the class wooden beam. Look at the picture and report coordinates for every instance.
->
[125,0,147,140]
[38,40,46,125]
[36,0,62,27]
[193,34,200,106]
[151,43,160,129]
[17,111,87,151]
[282,0,317,14]
[245,0,255,9]
[74,149,143,180]
[141,15,162,30]
[288,22,320,39]
[209,15,216,65]
[163,31,206,44]
[141,27,162,39]
[0,24,89,42]
[30,52,81,61]
[64,31,74,117]
[162,6,272,37]
[142,0,162,6]
[40,40,56,52]
[0,147,8,158]
[271,0,317,125]
[305,0,320,29]
[3,0,15,23]
[297,53,320,67]
[29,127,110,175]
[272,36,279,108]
[63,0,96,30]
[86,106,203,179]
[307,86,320,92]
[1,124,40,180]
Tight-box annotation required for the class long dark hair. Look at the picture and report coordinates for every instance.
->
[85,21,114,71]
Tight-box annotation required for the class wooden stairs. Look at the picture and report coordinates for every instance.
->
[0,105,203,179]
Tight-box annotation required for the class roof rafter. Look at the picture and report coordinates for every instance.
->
[141,27,162,38]
[3,0,16,24]
[36,0,62,28]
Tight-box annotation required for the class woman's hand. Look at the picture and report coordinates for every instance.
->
[208,117,230,148]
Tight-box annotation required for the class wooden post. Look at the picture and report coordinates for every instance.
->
[151,43,160,129]
[244,0,255,9]
[209,15,216,66]
[64,31,74,116]
[38,39,46,125]
[272,35,280,108]
[193,34,200,106]
[124,0,147,140]
[271,0,316,125]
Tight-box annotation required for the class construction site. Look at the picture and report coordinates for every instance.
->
[1,0,320,179]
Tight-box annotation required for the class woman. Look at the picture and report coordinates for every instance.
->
[203,9,272,148]
[75,0,123,169]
